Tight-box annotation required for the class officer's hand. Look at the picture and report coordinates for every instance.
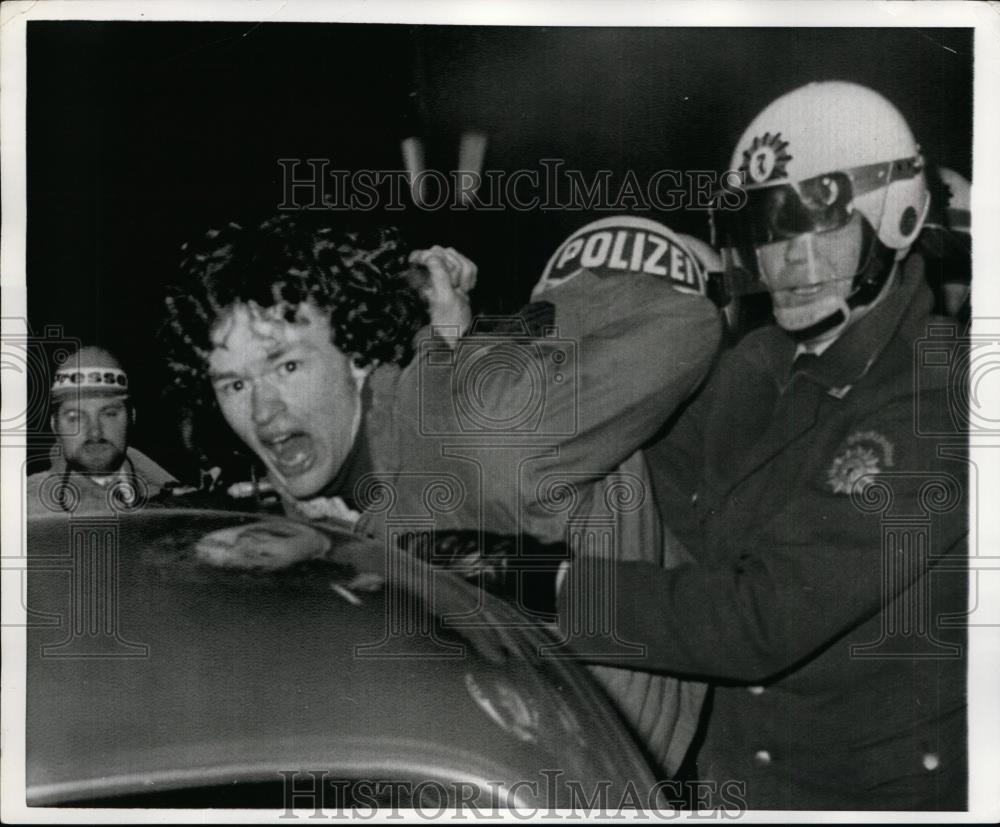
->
[430,531,515,595]
[410,246,478,344]
[404,530,565,617]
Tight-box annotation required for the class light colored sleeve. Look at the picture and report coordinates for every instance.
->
[520,268,721,485]
[396,273,720,539]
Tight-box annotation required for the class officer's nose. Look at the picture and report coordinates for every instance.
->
[251,379,286,426]
[783,232,812,265]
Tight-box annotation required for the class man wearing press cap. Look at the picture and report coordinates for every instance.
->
[26,346,176,516]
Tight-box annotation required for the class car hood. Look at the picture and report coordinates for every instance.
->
[25,509,654,807]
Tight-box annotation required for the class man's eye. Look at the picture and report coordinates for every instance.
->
[280,360,300,375]
[220,379,246,395]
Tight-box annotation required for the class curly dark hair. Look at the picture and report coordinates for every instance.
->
[163,213,428,404]
[160,215,429,476]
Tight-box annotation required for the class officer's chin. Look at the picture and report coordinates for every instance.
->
[774,293,852,347]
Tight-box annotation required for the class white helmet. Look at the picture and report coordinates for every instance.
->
[713,82,929,338]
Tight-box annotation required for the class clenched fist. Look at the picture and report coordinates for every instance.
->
[409,246,478,345]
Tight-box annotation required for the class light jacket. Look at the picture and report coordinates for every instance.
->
[26,445,176,517]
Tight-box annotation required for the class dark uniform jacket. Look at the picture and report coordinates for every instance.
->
[559,256,968,810]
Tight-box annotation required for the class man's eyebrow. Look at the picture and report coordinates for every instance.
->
[265,344,301,361]
[208,369,243,383]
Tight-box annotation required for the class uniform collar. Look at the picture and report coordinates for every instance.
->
[788,255,930,392]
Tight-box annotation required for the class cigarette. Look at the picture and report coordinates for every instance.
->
[330,583,361,605]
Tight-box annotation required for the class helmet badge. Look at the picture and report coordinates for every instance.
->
[741,132,793,184]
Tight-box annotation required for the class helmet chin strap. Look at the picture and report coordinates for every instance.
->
[845,226,897,311]
[784,303,848,343]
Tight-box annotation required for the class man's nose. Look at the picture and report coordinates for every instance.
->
[251,379,286,426]
[85,414,102,441]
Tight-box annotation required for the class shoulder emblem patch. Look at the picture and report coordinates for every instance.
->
[826,430,895,495]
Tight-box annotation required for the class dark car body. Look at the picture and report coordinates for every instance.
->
[26,509,656,810]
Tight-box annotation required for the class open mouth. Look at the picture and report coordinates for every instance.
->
[261,431,316,477]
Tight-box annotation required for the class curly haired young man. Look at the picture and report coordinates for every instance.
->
[164,213,723,780]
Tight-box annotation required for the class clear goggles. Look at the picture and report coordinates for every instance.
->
[712,157,922,251]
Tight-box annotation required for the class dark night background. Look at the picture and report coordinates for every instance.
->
[26,22,973,478]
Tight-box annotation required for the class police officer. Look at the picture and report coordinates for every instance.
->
[558,82,968,810]
[27,346,176,516]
